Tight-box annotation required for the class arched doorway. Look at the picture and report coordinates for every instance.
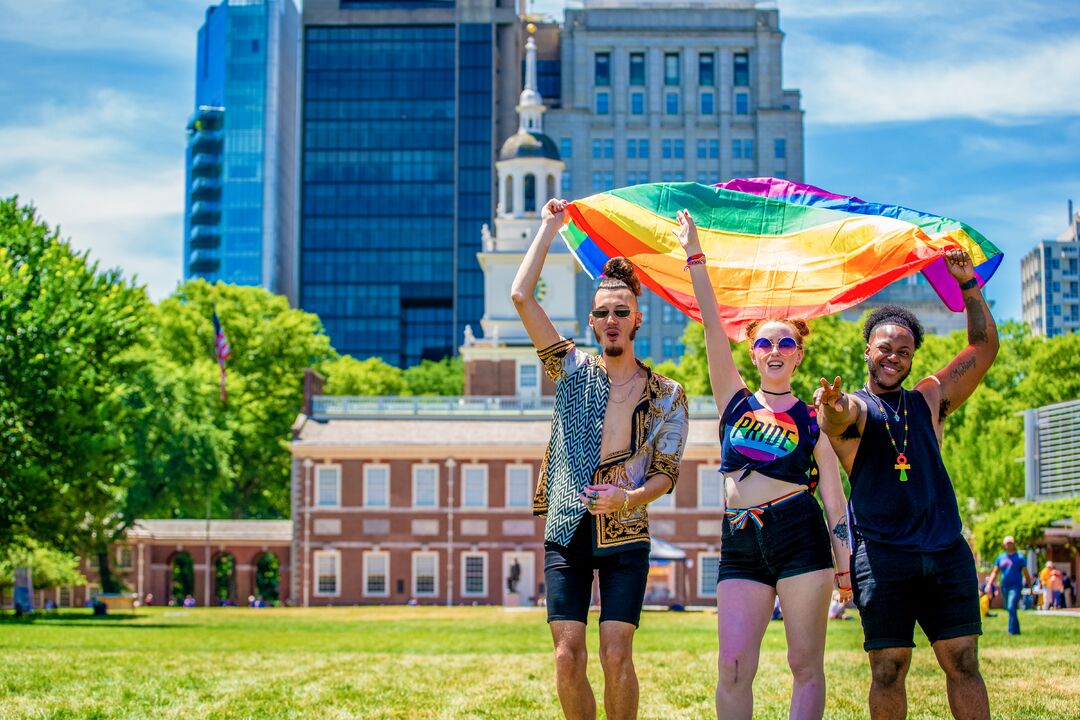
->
[255,552,281,604]
[170,551,195,606]
[214,552,236,605]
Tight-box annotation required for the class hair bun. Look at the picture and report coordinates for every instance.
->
[600,257,641,296]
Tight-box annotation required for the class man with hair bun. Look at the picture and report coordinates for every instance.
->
[512,198,689,720]
[814,249,999,720]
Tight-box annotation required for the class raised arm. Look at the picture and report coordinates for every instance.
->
[814,376,866,473]
[814,435,852,601]
[672,209,745,413]
[511,199,569,351]
[920,248,1000,419]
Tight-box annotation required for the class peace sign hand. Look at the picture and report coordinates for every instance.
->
[815,376,846,413]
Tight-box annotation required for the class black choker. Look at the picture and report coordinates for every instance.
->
[760,389,792,396]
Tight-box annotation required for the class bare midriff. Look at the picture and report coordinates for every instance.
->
[724,469,805,509]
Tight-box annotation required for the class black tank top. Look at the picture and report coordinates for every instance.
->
[849,387,962,551]
[719,388,820,488]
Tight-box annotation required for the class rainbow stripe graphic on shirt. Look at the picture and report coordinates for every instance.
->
[729,408,799,462]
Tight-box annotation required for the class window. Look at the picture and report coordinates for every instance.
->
[524,173,536,212]
[413,464,438,508]
[561,172,571,194]
[116,547,133,568]
[363,551,389,597]
[412,552,438,597]
[638,138,649,158]
[462,553,487,596]
[592,139,602,159]
[631,92,644,115]
[595,52,611,86]
[462,465,488,508]
[604,171,614,189]
[698,552,721,597]
[733,52,749,86]
[315,550,340,596]
[560,137,572,159]
[603,139,614,158]
[364,464,389,508]
[629,52,646,85]
[662,337,673,357]
[664,52,680,85]
[775,170,786,180]
[662,304,675,323]
[698,465,723,508]
[518,362,538,393]
[774,138,787,159]
[674,139,684,159]
[316,465,341,507]
[663,139,672,159]
[637,337,651,357]
[699,52,715,86]
[735,92,749,115]
[665,92,679,115]
[627,139,637,159]
[732,139,742,159]
[674,171,684,182]
[708,139,719,159]
[592,172,604,192]
[697,139,707,159]
[596,92,609,115]
[700,92,714,115]
[744,138,754,159]
[506,465,532,508]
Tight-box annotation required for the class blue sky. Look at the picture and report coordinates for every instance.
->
[1,0,1078,322]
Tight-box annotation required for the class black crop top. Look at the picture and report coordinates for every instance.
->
[719,388,820,488]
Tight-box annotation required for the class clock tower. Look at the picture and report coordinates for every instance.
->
[461,32,585,397]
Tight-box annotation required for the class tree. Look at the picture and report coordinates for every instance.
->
[138,280,336,519]
[0,537,87,611]
[321,355,407,396]
[0,197,148,552]
[973,498,1080,562]
[404,356,465,396]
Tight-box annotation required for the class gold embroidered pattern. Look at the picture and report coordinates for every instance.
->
[537,338,576,382]
[593,463,651,549]
[533,445,551,516]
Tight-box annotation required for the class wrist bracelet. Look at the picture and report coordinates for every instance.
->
[684,255,707,271]
[621,489,631,514]
[959,277,978,291]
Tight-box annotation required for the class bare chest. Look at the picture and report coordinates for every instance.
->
[600,379,645,459]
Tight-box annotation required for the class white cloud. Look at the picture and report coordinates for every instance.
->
[0,0,209,60]
[787,37,1080,124]
[0,88,185,300]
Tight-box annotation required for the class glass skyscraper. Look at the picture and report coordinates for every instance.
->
[300,0,517,366]
[184,0,300,302]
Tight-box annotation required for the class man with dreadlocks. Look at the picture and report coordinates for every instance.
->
[512,198,688,720]
[814,248,998,720]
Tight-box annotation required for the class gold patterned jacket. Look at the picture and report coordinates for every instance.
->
[533,338,689,555]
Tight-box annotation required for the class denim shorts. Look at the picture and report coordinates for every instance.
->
[544,519,651,627]
[852,536,982,651]
[717,490,834,587]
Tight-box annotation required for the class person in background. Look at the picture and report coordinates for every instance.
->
[984,536,1031,635]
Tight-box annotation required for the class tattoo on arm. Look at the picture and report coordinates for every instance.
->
[938,397,952,422]
[950,357,976,383]
[964,295,989,344]
[832,519,850,549]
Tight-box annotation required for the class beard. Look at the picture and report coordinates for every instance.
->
[594,324,638,357]
[866,355,910,391]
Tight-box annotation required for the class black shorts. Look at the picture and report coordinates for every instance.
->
[717,490,834,587]
[544,519,650,626]
[852,536,982,652]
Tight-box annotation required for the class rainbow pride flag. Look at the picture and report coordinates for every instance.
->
[560,178,1002,339]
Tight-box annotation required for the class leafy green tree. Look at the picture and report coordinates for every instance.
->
[140,280,335,519]
[321,355,407,396]
[973,498,1080,562]
[404,356,465,396]
[0,537,87,611]
[0,197,148,554]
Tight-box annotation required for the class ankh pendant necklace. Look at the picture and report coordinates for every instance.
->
[866,387,911,482]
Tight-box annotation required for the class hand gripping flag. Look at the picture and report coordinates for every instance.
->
[560,178,1003,339]
[212,310,231,403]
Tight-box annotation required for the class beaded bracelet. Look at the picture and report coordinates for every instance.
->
[684,253,706,271]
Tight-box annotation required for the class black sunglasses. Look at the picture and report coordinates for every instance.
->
[591,307,633,319]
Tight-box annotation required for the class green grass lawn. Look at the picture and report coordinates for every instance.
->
[1,606,1077,719]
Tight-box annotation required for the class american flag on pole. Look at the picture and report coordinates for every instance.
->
[212,310,231,403]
